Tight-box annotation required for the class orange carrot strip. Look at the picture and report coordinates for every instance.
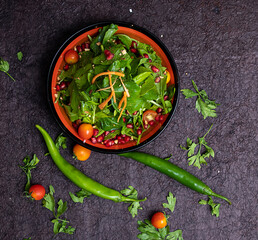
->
[118,91,127,109]
[119,76,130,97]
[117,92,127,122]
[98,92,114,110]
[91,71,125,84]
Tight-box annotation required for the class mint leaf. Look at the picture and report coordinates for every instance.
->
[199,197,221,217]
[69,189,92,203]
[17,51,23,61]
[163,192,176,213]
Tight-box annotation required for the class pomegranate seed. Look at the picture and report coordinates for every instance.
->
[149,120,155,126]
[149,59,152,63]
[123,117,126,123]
[155,77,161,83]
[104,131,110,136]
[131,41,137,48]
[111,130,115,133]
[104,50,111,56]
[110,140,115,146]
[72,122,78,129]
[56,84,60,91]
[124,136,130,142]
[159,115,164,121]
[164,95,168,101]
[137,129,142,135]
[91,137,97,144]
[76,45,82,52]
[115,39,122,44]
[156,108,163,113]
[60,82,67,90]
[151,66,160,73]
[93,129,99,136]
[126,123,133,129]
[139,55,143,58]
[97,135,104,143]
[63,64,69,71]
[89,90,92,95]
[81,43,86,50]
[144,124,149,129]
[76,119,81,125]
[118,139,125,144]
[85,43,90,49]
[130,48,138,54]
[106,53,114,60]
[103,139,109,145]
[105,141,111,147]
[117,136,122,140]
[143,54,149,58]
[155,115,160,121]
[121,134,126,138]
[133,111,138,115]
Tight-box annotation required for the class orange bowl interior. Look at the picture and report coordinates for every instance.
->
[51,26,175,150]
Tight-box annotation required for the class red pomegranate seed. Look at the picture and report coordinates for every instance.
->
[126,123,133,129]
[151,66,160,73]
[89,90,92,95]
[76,119,81,125]
[130,48,138,54]
[143,54,149,58]
[81,43,86,50]
[111,130,115,133]
[110,140,115,146]
[159,115,164,121]
[104,50,111,56]
[156,108,163,113]
[118,139,125,144]
[104,131,110,136]
[117,135,122,140]
[123,117,126,122]
[149,120,155,126]
[93,129,99,137]
[85,43,90,49]
[91,137,97,144]
[164,95,168,101]
[97,135,104,143]
[72,122,78,129]
[133,111,138,115]
[60,82,67,90]
[63,64,69,71]
[149,59,152,63]
[106,52,114,60]
[137,129,142,135]
[144,124,149,129]
[56,84,60,91]
[155,77,161,83]
[124,136,130,142]
[155,115,160,121]
[103,139,109,145]
[121,134,126,138]
[131,41,137,48]
[76,46,82,52]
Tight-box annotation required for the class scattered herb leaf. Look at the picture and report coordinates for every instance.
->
[17,51,23,61]
[199,196,221,217]
[45,133,67,156]
[69,189,92,203]
[163,192,176,213]
[181,80,219,119]
[42,185,76,235]
[164,154,173,161]
[180,124,214,169]
[0,57,16,81]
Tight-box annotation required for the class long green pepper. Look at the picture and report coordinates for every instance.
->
[119,152,231,204]
[36,125,145,203]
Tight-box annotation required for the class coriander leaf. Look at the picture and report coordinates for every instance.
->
[164,154,173,161]
[199,197,221,217]
[42,185,56,214]
[163,192,176,213]
[17,51,23,61]
[181,80,219,119]
[167,229,184,240]
[55,133,67,150]
[19,154,40,192]
[56,199,67,218]
[0,57,16,81]
[69,189,92,203]
[128,201,143,218]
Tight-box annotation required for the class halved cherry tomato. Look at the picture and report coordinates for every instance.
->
[151,212,167,229]
[73,144,91,161]
[78,123,94,140]
[29,184,46,200]
[64,49,79,64]
[165,70,171,84]
[143,110,157,124]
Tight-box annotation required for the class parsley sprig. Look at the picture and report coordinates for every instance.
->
[180,124,214,169]
[42,185,75,235]
[0,57,16,81]
[199,196,221,217]
[163,192,176,213]
[181,80,219,119]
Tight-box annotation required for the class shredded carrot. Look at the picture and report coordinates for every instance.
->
[91,71,125,84]
[118,91,127,109]
[119,76,130,97]
[97,78,117,92]
[98,91,114,110]
[117,91,127,122]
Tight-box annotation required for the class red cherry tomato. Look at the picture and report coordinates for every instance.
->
[73,144,91,161]
[143,110,157,124]
[78,123,94,140]
[29,184,46,200]
[64,49,79,64]
[151,212,167,229]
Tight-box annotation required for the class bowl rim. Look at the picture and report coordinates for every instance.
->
[47,21,180,154]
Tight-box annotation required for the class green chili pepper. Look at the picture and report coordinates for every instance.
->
[119,152,231,204]
[36,125,145,203]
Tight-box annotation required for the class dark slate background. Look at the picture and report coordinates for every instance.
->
[0,0,257,239]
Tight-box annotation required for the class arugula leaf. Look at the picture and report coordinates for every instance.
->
[180,124,214,169]
[19,154,40,192]
[42,185,76,235]
[0,57,16,81]
[199,197,221,217]
[69,189,92,203]
[120,186,144,218]
[163,192,176,213]
[181,80,219,119]
[17,51,23,61]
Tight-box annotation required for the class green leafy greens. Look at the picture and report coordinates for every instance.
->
[0,57,16,81]
[17,51,23,61]
[120,186,145,218]
[45,133,67,156]
[69,189,92,203]
[199,196,221,217]
[42,185,75,235]
[181,80,219,119]
[163,192,176,213]
[180,124,214,169]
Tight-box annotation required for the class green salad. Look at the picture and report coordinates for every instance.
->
[55,24,175,146]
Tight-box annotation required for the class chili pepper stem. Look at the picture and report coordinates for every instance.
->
[121,196,147,203]
[209,192,231,205]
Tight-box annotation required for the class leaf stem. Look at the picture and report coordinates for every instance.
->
[5,72,15,81]
[203,124,213,138]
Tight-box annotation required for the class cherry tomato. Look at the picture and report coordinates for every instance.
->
[78,123,94,140]
[143,110,157,124]
[165,70,171,84]
[151,212,167,229]
[29,184,46,200]
[73,144,91,161]
[64,49,79,64]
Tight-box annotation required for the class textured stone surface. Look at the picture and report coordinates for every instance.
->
[0,0,257,239]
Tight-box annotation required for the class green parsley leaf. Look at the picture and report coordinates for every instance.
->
[199,196,221,217]
[163,192,176,213]
[19,154,40,192]
[167,229,184,240]
[42,185,56,214]
[180,124,214,169]
[181,80,219,119]
[120,186,145,218]
[45,133,67,156]
[69,189,92,203]
[0,57,16,81]
[17,51,23,61]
